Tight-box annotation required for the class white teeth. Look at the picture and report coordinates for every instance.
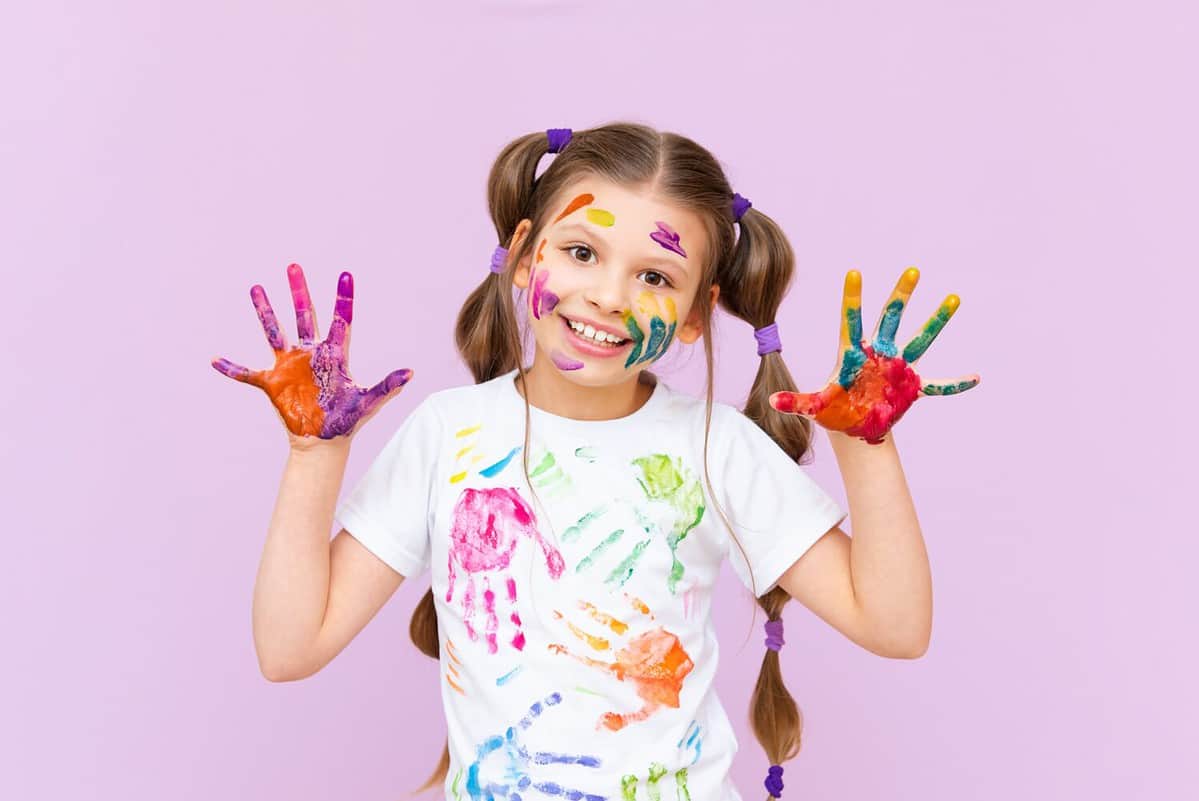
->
[567,318,625,345]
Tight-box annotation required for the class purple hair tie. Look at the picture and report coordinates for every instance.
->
[765,764,785,797]
[732,192,752,222]
[754,322,782,356]
[490,245,508,275]
[764,619,785,651]
[546,128,573,153]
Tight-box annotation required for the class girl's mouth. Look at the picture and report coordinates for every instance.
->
[559,314,632,357]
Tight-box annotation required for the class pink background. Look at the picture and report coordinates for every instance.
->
[4,1,1194,798]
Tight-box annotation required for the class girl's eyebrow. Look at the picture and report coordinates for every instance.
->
[553,222,688,272]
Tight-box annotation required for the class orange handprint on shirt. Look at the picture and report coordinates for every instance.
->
[769,268,980,444]
[549,597,694,732]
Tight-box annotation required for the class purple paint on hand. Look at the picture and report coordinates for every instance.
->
[650,222,687,258]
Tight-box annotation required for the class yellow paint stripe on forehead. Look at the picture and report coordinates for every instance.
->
[586,208,615,227]
[553,193,594,223]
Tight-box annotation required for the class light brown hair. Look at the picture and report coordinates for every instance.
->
[409,122,815,799]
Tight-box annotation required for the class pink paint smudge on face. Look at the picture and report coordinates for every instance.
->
[447,487,564,654]
[650,221,686,258]
[551,349,585,371]
[528,263,560,320]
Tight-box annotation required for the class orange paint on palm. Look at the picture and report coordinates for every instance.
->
[553,193,595,223]
[263,349,326,436]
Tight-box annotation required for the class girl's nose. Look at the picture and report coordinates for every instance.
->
[582,270,627,314]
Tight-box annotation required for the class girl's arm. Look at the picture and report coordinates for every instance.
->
[776,430,932,658]
[253,437,405,681]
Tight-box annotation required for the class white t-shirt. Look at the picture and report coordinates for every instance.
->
[335,368,846,801]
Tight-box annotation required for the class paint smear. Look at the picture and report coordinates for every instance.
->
[553,193,595,223]
[480,446,521,477]
[496,665,523,686]
[633,453,705,593]
[575,446,598,462]
[551,349,585,371]
[447,487,565,654]
[549,602,689,732]
[528,263,560,319]
[536,238,547,263]
[586,208,615,227]
[649,221,687,257]
[623,292,678,368]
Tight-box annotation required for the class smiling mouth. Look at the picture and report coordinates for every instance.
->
[560,315,630,348]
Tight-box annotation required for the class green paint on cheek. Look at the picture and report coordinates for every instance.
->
[586,208,615,227]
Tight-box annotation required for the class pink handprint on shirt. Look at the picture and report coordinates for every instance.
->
[447,487,565,654]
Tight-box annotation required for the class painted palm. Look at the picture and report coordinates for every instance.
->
[769,268,980,444]
[458,691,606,801]
[211,263,412,438]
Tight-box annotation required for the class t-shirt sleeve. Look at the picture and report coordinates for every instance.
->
[333,394,442,578]
[711,404,848,598]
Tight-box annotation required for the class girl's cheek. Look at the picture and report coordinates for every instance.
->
[528,239,560,319]
[622,291,679,368]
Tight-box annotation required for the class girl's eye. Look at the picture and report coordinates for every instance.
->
[638,270,674,289]
[565,245,596,264]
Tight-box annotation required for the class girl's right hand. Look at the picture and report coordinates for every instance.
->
[211,263,413,448]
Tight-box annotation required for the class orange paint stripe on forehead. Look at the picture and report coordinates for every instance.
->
[552,193,595,223]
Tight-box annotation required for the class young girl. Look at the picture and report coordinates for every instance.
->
[213,122,978,801]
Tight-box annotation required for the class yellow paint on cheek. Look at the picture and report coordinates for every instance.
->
[662,296,677,323]
[586,208,615,227]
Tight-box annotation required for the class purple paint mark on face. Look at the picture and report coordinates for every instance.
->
[551,349,585,371]
[529,264,560,320]
[650,222,687,258]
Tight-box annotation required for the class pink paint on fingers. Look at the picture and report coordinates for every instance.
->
[483,578,499,654]
[286,263,318,344]
[326,271,354,349]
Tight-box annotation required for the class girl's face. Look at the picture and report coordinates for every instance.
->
[512,176,717,385]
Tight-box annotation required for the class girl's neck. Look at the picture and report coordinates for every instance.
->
[515,357,655,421]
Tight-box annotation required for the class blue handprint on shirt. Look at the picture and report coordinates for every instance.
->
[465,691,606,801]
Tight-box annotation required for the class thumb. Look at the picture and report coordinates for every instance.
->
[359,368,414,420]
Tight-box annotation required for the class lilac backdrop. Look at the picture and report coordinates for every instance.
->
[4,1,1194,798]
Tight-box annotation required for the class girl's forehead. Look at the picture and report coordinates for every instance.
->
[545,177,700,228]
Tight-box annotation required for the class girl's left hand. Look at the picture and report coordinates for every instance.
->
[769,268,979,445]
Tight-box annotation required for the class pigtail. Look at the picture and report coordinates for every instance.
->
[716,204,815,798]
[407,130,554,797]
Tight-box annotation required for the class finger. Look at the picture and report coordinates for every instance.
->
[920,374,981,396]
[901,294,959,364]
[287,263,318,346]
[834,270,867,388]
[249,285,287,352]
[360,368,415,419]
[870,267,920,358]
[769,387,835,417]
[326,271,354,353]
[211,357,265,388]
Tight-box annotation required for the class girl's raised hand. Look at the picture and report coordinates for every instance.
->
[211,263,413,445]
[769,268,979,445]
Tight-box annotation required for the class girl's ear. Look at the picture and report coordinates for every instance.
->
[678,284,720,344]
[509,219,534,289]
